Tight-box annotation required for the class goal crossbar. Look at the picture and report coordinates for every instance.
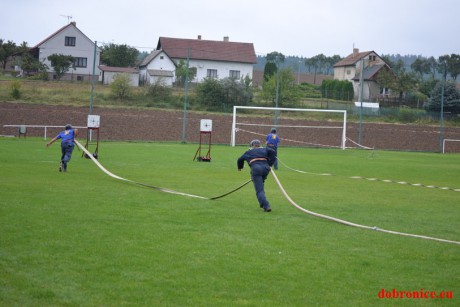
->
[231,106,347,149]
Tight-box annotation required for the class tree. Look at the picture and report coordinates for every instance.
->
[392,71,418,102]
[438,55,450,79]
[305,54,327,84]
[380,55,395,68]
[325,55,342,75]
[411,58,431,80]
[174,59,197,86]
[263,61,277,82]
[375,67,396,92]
[426,56,438,79]
[262,68,301,106]
[443,54,460,81]
[264,51,285,82]
[418,79,438,98]
[101,43,139,67]
[265,51,285,64]
[0,39,17,70]
[392,59,406,74]
[425,81,460,114]
[448,54,460,81]
[20,53,48,78]
[47,54,75,80]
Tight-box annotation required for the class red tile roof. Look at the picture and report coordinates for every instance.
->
[333,50,373,67]
[157,37,257,64]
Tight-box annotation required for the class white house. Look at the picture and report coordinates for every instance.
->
[156,36,257,83]
[98,65,139,86]
[138,50,176,86]
[31,21,100,81]
[333,48,392,101]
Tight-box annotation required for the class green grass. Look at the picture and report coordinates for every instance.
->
[1,138,459,306]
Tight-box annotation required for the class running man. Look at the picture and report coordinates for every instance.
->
[46,124,78,172]
[237,139,276,212]
[266,128,280,170]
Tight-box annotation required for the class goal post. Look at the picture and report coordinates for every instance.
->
[231,106,347,149]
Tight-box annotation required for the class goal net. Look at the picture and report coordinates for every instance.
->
[231,106,347,149]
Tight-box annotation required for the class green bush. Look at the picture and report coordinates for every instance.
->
[146,81,173,103]
[320,79,354,101]
[110,74,132,99]
[9,80,21,99]
[398,108,418,123]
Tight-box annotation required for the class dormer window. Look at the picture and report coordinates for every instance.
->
[65,36,76,46]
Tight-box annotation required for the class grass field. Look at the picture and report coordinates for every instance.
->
[1,137,459,306]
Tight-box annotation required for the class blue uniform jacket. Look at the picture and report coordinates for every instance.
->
[237,147,276,170]
[266,133,280,148]
[56,129,76,143]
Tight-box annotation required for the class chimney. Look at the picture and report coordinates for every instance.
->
[353,48,359,56]
[70,21,76,27]
[197,35,201,40]
[223,36,229,42]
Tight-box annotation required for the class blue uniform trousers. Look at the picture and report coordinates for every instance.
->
[250,163,271,210]
[267,145,278,170]
[60,141,75,170]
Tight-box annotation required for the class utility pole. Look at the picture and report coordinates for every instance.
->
[274,55,280,127]
[89,41,97,115]
[439,63,446,152]
[182,48,190,143]
[358,58,365,145]
[297,60,302,84]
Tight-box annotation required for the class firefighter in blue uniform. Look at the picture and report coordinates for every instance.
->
[266,128,280,170]
[237,139,276,212]
[46,124,78,172]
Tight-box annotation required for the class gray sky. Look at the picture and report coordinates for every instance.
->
[1,0,459,58]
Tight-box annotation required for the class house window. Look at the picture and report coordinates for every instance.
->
[207,69,218,79]
[74,57,87,68]
[380,87,390,96]
[65,36,76,46]
[369,55,376,61]
[77,76,83,81]
[160,55,164,60]
[346,69,351,75]
[229,70,240,79]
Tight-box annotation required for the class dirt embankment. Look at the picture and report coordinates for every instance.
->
[1,102,460,152]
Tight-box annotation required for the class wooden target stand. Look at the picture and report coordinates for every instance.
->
[83,115,100,159]
[193,119,212,162]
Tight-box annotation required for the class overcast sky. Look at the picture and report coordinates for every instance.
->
[1,0,458,58]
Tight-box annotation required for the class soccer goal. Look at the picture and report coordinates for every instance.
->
[442,139,460,153]
[231,106,347,149]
